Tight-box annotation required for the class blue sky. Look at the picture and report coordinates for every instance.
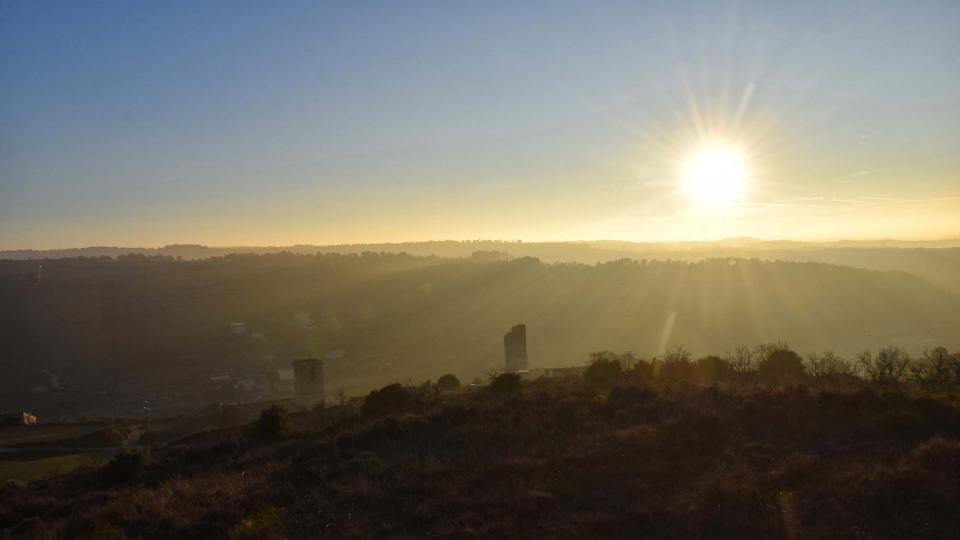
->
[1,0,958,248]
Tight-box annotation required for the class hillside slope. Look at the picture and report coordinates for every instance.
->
[3,379,960,538]
[1,254,958,416]
[4,240,959,295]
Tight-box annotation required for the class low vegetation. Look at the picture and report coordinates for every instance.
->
[2,344,960,538]
[244,405,291,442]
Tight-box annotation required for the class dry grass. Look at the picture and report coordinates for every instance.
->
[3,378,960,538]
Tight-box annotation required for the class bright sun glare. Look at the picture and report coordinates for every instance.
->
[682,143,748,208]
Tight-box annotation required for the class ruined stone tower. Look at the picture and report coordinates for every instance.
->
[293,358,324,407]
[503,324,528,372]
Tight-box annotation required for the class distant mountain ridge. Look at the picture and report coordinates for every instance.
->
[4,239,960,295]
[3,237,960,260]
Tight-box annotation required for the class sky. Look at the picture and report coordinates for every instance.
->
[1,0,958,249]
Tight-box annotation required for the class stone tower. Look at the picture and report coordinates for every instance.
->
[293,358,324,407]
[503,324,528,372]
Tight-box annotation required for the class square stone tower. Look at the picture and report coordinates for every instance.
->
[293,358,325,407]
[503,324,528,372]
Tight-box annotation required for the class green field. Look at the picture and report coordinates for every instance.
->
[0,452,107,483]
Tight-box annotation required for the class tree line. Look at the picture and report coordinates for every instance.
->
[582,344,960,391]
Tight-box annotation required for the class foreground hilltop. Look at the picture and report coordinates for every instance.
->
[4,363,960,539]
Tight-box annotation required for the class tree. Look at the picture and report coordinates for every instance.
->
[806,350,853,380]
[247,405,290,441]
[489,372,522,395]
[696,355,733,383]
[910,347,956,388]
[726,345,757,376]
[436,373,461,392]
[857,347,910,385]
[756,347,806,382]
[952,352,960,386]
[362,383,413,417]
[626,359,655,383]
[583,354,624,391]
[660,347,696,382]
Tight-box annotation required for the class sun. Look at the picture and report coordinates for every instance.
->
[681,143,748,208]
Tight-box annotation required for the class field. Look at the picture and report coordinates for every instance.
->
[0,423,122,483]
[0,451,106,483]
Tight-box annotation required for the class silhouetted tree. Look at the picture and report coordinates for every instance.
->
[436,373,461,392]
[660,347,696,382]
[910,347,956,388]
[757,347,806,382]
[584,354,624,391]
[626,359,655,383]
[806,350,854,380]
[857,347,910,384]
[489,372,522,394]
[247,405,290,441]
[726,345,758,376]
[362,383,413,417]
[696,355,733,383]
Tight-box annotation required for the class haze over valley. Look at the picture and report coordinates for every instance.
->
[2,241,959,418]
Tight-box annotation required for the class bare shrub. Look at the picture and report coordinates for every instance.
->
[910,347,957,389]
[660,347,696,382]
[806,350,853,379]
[857,347,910,384]
[726,345,757,376]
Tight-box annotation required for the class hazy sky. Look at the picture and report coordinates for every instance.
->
[1,0,958,248]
